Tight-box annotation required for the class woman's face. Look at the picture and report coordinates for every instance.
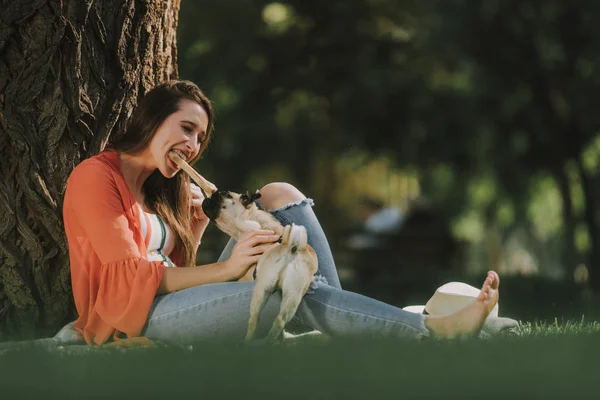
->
[149,99,209,178]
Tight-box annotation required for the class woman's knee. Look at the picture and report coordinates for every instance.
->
[258,182,306,210]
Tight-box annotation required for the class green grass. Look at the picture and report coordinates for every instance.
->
[2,320,600,399]
[517,317,600,336]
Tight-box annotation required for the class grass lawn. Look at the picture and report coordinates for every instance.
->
[1,320,599,398]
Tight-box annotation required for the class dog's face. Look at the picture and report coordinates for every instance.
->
[202,190,262,223]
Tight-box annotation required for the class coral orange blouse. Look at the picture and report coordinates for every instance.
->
[63,149,181,345]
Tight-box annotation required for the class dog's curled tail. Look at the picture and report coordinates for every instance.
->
[284,223,308,254]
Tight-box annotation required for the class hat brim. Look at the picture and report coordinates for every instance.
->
[402,305,426,314]
[404,282,499,318]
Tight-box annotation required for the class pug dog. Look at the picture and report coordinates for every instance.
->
[202,191,284,254]
[202,190,318,341]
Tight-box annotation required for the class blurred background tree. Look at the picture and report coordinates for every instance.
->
[179,0,600,309]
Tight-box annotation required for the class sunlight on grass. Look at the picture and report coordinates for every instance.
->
[517,317,600,336]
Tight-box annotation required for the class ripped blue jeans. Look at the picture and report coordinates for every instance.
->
[143,198,429,343]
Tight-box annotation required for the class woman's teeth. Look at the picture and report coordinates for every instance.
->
[170,149,187,160]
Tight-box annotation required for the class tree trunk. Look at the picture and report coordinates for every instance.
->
[555,166,578,277]
[575,158,600,292]
[0,0,180,340]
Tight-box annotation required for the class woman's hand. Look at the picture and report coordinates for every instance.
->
[190,183,209,222]
[223,229,281,280]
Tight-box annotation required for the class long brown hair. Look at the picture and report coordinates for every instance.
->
[110,80,214,267]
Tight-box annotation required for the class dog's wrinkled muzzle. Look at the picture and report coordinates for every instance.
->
[201,191,226,221]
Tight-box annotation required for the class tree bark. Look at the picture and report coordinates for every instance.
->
[0,0,180,340]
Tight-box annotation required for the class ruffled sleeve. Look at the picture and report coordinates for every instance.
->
[63,158,166,344]
[96,257,164,338]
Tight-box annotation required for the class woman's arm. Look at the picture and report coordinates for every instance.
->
[157,261,231,294]
[191,218,209,247]
[189,183,210,246]
[159,229,281,294]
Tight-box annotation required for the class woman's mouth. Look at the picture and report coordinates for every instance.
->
[168,149,189,170]
[167,154,180,170]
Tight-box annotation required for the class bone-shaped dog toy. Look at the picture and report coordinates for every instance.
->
[168,150,218,196]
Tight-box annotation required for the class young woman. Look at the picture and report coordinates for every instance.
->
[63,80,499,346]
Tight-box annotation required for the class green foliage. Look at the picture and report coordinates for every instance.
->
[177,0,600,280]
[527,175,562,241]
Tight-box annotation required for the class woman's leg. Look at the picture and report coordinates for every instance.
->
[295,283,429,339]
[142,281,428,344]
[295,271,500,340]
[143,282,281,343]
[142,271,499,344]
[217,182,342,289]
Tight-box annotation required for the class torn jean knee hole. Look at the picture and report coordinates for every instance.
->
[306,274,329,295]
[255,198,314,213]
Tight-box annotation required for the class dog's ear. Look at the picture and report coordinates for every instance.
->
[240,191,252,207]
[241,190,262,207]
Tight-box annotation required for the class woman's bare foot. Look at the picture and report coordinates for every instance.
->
[424,271,500,339]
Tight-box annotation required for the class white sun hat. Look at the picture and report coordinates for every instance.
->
[403,281,499,318]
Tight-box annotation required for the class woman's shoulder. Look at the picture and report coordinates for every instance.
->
[66,150,124,196]
[68,149,120,181]
[64,149,129,211]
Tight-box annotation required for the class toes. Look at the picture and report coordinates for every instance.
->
[488,271,500,289]
[483,275,493,289]
[476,271,500,304]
